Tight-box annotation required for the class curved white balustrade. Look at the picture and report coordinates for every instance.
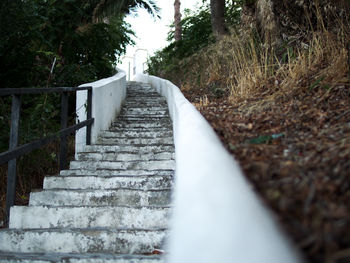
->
[134,74,302,263]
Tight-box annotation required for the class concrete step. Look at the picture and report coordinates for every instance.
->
[80,145,175,154]
[123,103,167,108]
[113,118,171,124]
[108,127,173,133]
[111,122,171,129]
[125,93,161,96]
[60,169,174,177]
[98,130,173,139]
[118,111,169,116]
[43,175,173,190]
[0,228,167,254]
[77,151,174,162]
[114,117,170,122]
[124,98,166,103]
[126,97,162,100]
[125,100,166,104]
[125,99,165,103]
[120,109,168,115]
[110,125,172,131]
[116,116,170,122]
[124,92,163,97]
[127,92,159,96]
[0,253,164,263]
[122,106,168,111]
[69,160,175,171]
[96,137,173,145]
[9,206,170,229]
[126,90,159,94]
[29,189,172,206]
[114,117,171,123]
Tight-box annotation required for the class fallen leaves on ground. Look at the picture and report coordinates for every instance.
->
[182,85,350,263]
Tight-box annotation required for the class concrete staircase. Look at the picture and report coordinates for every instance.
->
[0,82,175,262]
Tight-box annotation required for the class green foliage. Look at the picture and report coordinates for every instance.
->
[147,5,213,76]
[92,0,160,22]
[168,7,214,57]
[0,0,135,88]
[0,0,42,88]
[147,0,241,76]
[51,16,134,86]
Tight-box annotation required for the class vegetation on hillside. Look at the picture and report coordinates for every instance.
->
[147,0,350,262]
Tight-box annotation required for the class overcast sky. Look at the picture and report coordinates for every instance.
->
[123,0,200,57]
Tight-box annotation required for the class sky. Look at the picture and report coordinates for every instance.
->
[122,0,200,57]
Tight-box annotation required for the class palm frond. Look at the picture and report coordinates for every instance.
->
[92,0,160,23]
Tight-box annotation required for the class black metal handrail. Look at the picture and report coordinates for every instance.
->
[0,86,94,226]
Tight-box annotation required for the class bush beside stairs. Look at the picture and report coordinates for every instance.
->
[0,82,175,263]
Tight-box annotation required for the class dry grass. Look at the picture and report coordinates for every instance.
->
[163,13,349,109]
[193,95,210,108]
[277,32,349,91]
[229,27,350,113]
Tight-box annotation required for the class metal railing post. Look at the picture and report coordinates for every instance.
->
[5,94,21,226]
[86,89,92,145]
[0,86,94,227]
[59,92,68,170]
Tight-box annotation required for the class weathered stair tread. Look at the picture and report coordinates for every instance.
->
[122,108,168,114]
[29,189,172,206]
[124,100,167,104]
[119,111,169,116]
[80,145,175,154]
[69,160,175,171]
[77,151,174,162]
[110,124,171,130]
[0,228,168,254]
[44,175,173,190]
[0,253,164,263]
[9,206,170,229]
[108,127,173,133]
[98,130,173,138]
[60,169,174,177]
[114,117,170,123]
[96,137,173,145]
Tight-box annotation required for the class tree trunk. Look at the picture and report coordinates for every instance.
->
[240,1,256,29]
[240,0,280,47]
[256,0,280,47]
[174,0,182,41]
[210,0,227,39]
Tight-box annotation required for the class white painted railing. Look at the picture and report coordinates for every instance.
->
[134,74,302,263]
[75,72,126,156]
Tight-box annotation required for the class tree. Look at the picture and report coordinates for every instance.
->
[91,0,160,23]
[0,0,161,88]
[210,0,227,38]
[174,0,182,41]
[147,1,242,76]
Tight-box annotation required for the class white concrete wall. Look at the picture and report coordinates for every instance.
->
[133,74,302,263]
[119,56,133,81]
[134,49,148,75]
[76,72,126,155]
[119,49,148,81]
